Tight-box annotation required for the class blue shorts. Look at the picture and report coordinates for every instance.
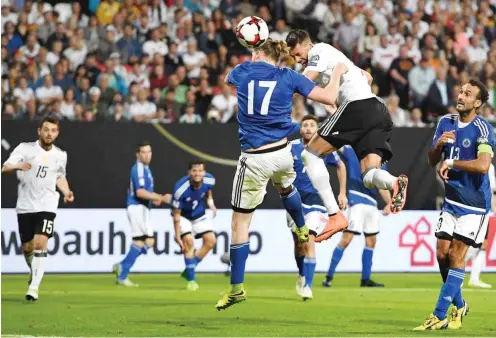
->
[299,191,327,215]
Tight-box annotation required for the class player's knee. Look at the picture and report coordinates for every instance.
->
[340,233,353,248]
[203,232,216,249]
[365,235,376,248]
[22,241,34,254]
[33,235,48,250]
[436,246,449,261]
[183,235,194,250]
[448,246,466,267]
[145,238,155,248]
[305,235,316,256]
[362,168,376,189]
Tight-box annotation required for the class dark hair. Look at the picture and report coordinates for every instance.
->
[189,160,205,170]
[468,78,489,105]
[39,116,60,128]
[301,115,319,124]
[286,29,310,49]
[136,140,151,152]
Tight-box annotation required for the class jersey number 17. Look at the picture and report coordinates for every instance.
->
[248,80,277,115]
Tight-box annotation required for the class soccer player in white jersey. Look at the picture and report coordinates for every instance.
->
[464,163,495,289]
[286,30,409,243]
[2,116,74,301]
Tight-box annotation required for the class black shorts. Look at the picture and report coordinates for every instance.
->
[17,212,56,243]
[317,97,393,163]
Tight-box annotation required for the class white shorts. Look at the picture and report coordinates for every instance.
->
[180,215,213,239]
[127,204,152,238]
[435,211,489,248]
[231,143,296,211]
[287,211,328,235]
[345,204,380,236]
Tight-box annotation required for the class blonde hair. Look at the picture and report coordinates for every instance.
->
[255,38,290,63]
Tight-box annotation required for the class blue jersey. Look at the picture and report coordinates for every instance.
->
[171,173,215,221]
[126,161,154,208]
[432,114,494,216]
[338,146,380,207]
[227,61,316,151]
[290,139,341,214]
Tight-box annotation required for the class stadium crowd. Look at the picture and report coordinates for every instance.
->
[1,0,496,125]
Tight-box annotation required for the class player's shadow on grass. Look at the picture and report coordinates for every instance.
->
[1,297,32,304]
[249,295,301,303]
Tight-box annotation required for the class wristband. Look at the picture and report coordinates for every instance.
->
[445,159,454,169]
[207,198,214,207]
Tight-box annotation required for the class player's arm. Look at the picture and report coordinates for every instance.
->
[335,160,348,210]
[172,206,184,252]
[56,152,74,203]
[306,63,347,106]
[136,188,164,203]
[428,128,456,167]
[131,166,163,203]
[1,144,31,174]
[361,68,373,85]
[206,189,217,217]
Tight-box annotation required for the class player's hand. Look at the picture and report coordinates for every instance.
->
[210,205,217,218]
[175,235,184,253]
[382,205,391,216]
[337,193,347,210]
[436,131,456,148]
[18,162,32,171]
[64,191,74,203]
[162,193,172,205]
[438,161,450,183]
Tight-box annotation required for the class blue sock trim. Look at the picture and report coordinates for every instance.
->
[434,268,465,319]
[361,247,374,280]
[280,186,305,228]
[119,244,142,280]
[303,257,317,287]
[141,244,149,255]
[295,255,305,277]
[184,257,196,281]
[230,242,250,285]
[194,256,203,266]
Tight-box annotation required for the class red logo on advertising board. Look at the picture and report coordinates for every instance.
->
[399,217,435,266]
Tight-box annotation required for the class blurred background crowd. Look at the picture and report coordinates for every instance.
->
[1,0,496,126]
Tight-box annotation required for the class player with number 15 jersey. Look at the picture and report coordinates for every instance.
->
[216,38,347,310]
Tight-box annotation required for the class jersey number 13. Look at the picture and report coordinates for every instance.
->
[248,80,277,115]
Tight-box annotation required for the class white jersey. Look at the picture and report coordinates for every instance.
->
[304,43,375,105]
[3,141,67,214]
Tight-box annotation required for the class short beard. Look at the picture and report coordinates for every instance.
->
[457,108,472,117]
[39,138,53,149]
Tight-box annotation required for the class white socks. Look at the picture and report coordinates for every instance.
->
[29,249,47,290]
[363,168,396,190]
[470,249,485,283]
[301,149,339,215]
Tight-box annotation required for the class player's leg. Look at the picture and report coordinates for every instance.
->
[360,206,383,287]
[17,213,35,284]
[435,211,455,283]
[26,212,56,301]
[181,233,199,290]
[194,231,216,266]
[115,205,150,286]
[324,231,354,287]
[288,214,305,295]
[217,154,267,310]
[468,238,492,288]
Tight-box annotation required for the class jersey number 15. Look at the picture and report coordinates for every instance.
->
[248,80,276,115]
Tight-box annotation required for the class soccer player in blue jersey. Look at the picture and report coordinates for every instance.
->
[172,160,217,291]
[288,115,348,300]
[113,141,170,286]
[215,39,348,310]
[323,145,391,288]
[415,79,493,331]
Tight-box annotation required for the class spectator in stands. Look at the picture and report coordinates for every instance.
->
[85,86,109,120]
[127,61,150,90]
[199,20,223,56]
[98,74,116,106]
[98,25,118,63]
[35,74,63,111]
[64,36,88,72]
[1,3,18,33]
[371,35,397,97]
[406,108,426,127]
[60,88,77,120]
[425,67,452,122]
[13,76,34,108]
[164,42,184,76]
[23,99,38,120]
[387,23,405,52]
[78,77,92,105]
[37,47,51,77]
[333,9,361,59]
[117,23,141,64]
[387,94,408,127]
[179,103,202,124]
[47,39,63,66]
[96,0,120,26]
[195,79,213,119]
[129,89,157,122]
[150,87,165,110]
[84,16,102,53]
[37,8,56,43]
[53,61,74,92]
[183,38,206,80]
[408,56,436,108]
[143,27,168,57]
[212,83,237,123]
[47,22,68,51]
[466,34,488,67]
[4,21,22,54]
[357,22,380,68]
[150,64,168,90]
[389,45,415,109]
[19,32,40,62]
[269,19,289,41]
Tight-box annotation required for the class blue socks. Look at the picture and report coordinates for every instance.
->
[184,257,196,281]
[280,186,305,228]
[141,244,149,255]
[362,247,373,280]
[295,255,305,277]
[433,268,465,320]
[304,257,316,287]
[230,242,249,285]
[194,256,203,266]
[119,244,142,280]
[327,245,345,279]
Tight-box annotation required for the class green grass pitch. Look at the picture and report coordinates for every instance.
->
[2,273,496,337]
